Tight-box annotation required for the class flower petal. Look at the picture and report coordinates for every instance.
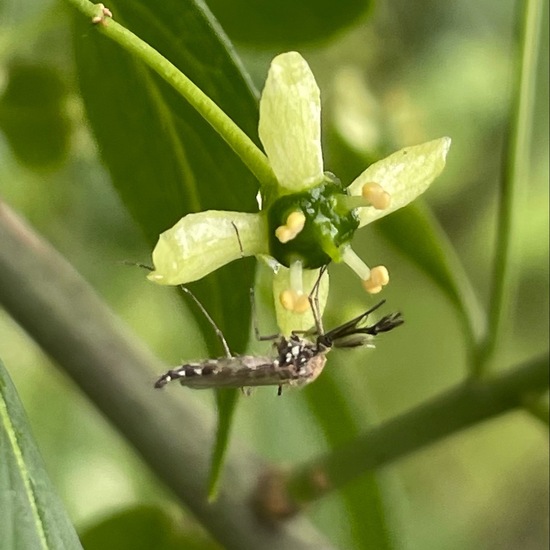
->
[259,52,324,192]
[148,211,268,285]
[348,137,451,227]
[272,267,329,335]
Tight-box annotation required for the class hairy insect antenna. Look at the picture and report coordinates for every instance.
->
[179,285,232,358]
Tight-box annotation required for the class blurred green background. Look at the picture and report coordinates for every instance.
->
[0,0,548,548]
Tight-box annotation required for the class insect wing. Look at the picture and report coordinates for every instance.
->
[156,355,290,389]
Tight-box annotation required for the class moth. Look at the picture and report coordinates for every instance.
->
[154,268,403,395]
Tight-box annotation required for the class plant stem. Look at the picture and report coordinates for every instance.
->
[277,355,548,509]
[475,0,544,376]
[64,0,277,190]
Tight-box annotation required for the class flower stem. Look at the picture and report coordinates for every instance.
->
[64,0,278,189]
[474,0,544,376]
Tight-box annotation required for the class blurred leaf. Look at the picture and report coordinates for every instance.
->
[73,0,260,497]
[208,389,239,501]
[376,202,485,348]
[0,360,83,550]
[72,0,259,351]
[79,505,220,550]
[0,62,70,169]
[304,371,395,549]
[207,0,373,48]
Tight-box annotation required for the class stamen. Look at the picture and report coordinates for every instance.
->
[289,259,304,294]
[279,260,310,313]
[361,182,391,210]
[336,183,391,212]
[275,211,306,243]
[341,247,371,281]
[342,248,390,294]
[362,265,390,294]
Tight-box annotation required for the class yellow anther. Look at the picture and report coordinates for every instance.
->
[294,294,310,313]
[362,265,389,294]
[286,211,306,230]
[275,211,306,243]
[361,182,391,210]
[275,226,292,243]
[280,289,295,310]
[279,289,310,312]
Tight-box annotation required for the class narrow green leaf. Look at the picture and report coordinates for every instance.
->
[79,505,220,550]
[207,0,373,47]
[0,360,83,550]
[480,0,545,374]
[72,0,260,496]
[208,389,240,501]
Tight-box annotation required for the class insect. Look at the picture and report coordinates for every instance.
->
[154,267,403,395]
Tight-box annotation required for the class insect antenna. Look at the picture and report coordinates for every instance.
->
[124,260,233,358]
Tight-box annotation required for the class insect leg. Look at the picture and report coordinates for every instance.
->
[234,221,279,342]
[250,287,280,342]
[308,264,328,336]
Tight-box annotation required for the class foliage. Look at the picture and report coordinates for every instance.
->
[0,0,547,548]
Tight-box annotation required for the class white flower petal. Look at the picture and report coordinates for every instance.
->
[259,52,324,192]
[272,267,329,335]
[348,137,451,227]
[148,211,268,285]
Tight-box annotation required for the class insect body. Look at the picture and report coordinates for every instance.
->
[154,334,327,390]
[154,289,403,394]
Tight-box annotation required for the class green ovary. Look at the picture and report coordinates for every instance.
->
[267,181,359,269]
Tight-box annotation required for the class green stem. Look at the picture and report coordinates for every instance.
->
[475,0,544,376]
[279,355,548,508]
[64,0,277,189]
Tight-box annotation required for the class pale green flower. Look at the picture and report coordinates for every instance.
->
[148,52,451,334]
